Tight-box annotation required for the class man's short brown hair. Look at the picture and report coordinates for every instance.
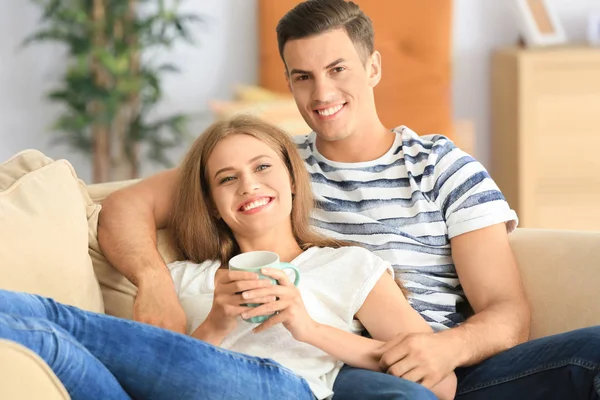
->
[276,0,374,65]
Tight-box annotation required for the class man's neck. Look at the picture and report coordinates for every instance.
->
[316,123,394,163]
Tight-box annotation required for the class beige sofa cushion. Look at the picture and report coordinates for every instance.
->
[0,150,103,313]
[510,228,600,339]
[0,340,70,400]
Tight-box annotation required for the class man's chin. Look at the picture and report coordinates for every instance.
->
[314,129,351,142]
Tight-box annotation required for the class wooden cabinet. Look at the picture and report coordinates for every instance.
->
[491,46,600,230]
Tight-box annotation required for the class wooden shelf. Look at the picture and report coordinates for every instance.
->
[491,46,600,230]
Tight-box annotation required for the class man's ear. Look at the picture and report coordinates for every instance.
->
[367,50,382,88]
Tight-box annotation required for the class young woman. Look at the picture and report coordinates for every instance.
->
[0,116,456,400]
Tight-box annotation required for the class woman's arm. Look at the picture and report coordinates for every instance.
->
[304,325,455,400]
[355,271,457,400]
[301,323,385,371]
[300,271,430,371]
[190,319,230,346]
[242,267,456,399]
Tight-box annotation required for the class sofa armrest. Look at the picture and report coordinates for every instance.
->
[509,228,600,340]
[0,340,70,400]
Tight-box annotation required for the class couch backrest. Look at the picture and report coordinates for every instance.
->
[508,228,600,339]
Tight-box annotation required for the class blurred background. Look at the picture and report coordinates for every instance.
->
[1,0,599,229]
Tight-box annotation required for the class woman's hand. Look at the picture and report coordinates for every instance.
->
[240,268,317,341]
[206,269,276,335]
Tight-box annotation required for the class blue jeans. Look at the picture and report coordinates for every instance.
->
[334,326,600,399]
[332,365,437,399]
[455,326,600,399]
[0,289,312,400]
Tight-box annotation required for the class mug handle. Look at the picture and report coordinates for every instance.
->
[278,262,300,286]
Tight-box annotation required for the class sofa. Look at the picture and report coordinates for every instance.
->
[1,150,599,399]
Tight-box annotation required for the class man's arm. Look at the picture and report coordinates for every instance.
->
[98,168,187,332]
[439,222,531,366]
[378,223,530,389]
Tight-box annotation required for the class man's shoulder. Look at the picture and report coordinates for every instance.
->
[396,126,457,155]
[293,133,313,149]
[396,126,474,176]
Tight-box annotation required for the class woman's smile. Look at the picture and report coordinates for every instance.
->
[238,196,275,214]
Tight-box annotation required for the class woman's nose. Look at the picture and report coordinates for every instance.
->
[238,174,260,195]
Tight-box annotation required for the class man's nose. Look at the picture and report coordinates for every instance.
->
[312,76,336,104]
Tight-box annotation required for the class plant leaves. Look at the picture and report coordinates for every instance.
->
[24,0,199,171]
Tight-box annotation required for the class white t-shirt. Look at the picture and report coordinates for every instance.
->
[168,246,393,400]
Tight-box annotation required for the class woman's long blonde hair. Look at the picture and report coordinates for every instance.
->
[171,115,349,265]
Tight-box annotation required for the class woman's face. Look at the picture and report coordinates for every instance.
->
[206,133,294,239]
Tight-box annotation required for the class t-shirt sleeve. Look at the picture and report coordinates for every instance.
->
[422,136,518,238]
[167,260,221,297]
[348,250,395,317]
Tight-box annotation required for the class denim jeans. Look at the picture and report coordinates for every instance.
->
[0,289,313,400]
[333,326,600,399]
[455,326,600,399]
[332,364,437,399]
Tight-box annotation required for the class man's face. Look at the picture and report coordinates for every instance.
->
[283,28,380,143]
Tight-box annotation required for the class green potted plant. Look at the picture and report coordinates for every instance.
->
[25,0,200,182]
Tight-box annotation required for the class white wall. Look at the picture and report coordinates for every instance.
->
[1,0,597,181]
[0,0,257,183]
[453,0,600,166]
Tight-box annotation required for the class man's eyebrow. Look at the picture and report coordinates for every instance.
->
[289,67,311,76]
[289,58,346,76]
[213,155,272,179]
[325,58,345,69]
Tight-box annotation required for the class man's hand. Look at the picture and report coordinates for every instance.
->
[134,275,187,334]
[376,331,459,389]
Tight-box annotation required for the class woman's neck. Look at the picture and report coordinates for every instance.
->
[235,231,303,263]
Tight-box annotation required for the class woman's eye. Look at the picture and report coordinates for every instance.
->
[256,164,271,172]
[219,176,235,184]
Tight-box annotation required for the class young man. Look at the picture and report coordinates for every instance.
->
[98,1,600,399]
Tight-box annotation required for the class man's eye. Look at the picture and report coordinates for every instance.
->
[295,75,309,81]
[332,66,345,73]
[256,164,271,172]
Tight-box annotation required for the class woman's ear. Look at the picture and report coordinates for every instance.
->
[367,50,382,88]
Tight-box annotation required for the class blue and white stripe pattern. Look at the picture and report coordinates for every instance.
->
[295,127,518,331]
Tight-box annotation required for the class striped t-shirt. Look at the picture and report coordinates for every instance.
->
[294,126,518,331]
